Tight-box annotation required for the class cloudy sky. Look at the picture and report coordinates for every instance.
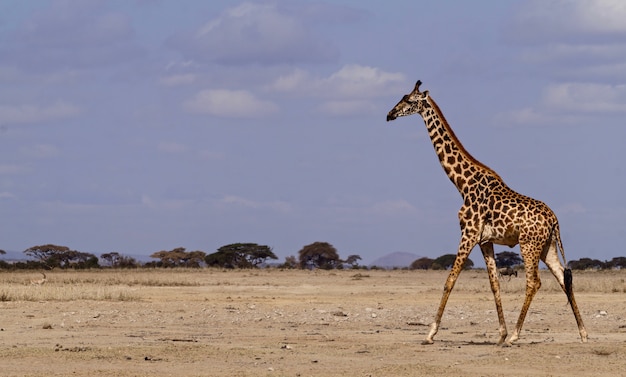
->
[1,0,625,265]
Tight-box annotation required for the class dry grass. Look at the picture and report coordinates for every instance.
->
[450,269,626,294]
[0,268,276,302]
[0,268,624,302]
[1,268,625,377]
[0,283,141,302]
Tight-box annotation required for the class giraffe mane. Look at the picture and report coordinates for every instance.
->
[427,98,503,181]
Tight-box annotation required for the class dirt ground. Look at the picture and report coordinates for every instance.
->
[1,268,625,376]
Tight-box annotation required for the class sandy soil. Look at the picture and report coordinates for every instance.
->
[1,269,625,376]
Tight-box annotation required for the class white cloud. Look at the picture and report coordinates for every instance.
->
[318,100,377,116]
[0,101,80,125]
[493,107,566,127]
[2,2,142,73]
[507,1,626,82]
[511,0,626,44]
[502,1,626,123]
[169,2,339,65]
[140,194,194,211]
[518,44,626,65]
[219,195,292,214]
[268,64,406,116]
[270,64,406,100]
[322,65,406,98]
[575,0,626,32]
[0,191,16,200]
[368,199,416,216]
[0,164,27,175]
[542,83,626,113]
[183,89,278,118]
[158,74,196,86]
[494,83,626,126]
[270,68,309,92]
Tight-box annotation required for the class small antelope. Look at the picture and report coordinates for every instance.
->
[30,272,47,286]
[497,267,517,281]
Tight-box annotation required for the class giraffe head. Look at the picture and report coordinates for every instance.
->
[386,80,429,121]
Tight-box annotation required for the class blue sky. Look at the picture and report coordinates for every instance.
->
[1,0,625,265]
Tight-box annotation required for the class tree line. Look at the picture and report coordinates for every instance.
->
[410,251,626,271]
[0,242,359,270]
[1,245,625,271]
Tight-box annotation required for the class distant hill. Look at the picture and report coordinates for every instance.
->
[369,252,421,269]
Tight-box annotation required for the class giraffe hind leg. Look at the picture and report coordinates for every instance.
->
[480,242,507,345]
[541,241,588,343]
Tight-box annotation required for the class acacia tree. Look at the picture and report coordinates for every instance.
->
[24,244,69,267]
[568,258,606,270]
[23,244,99,269]
[495,251,523,268]
[298,242,340,270]
[205,243,277,268]
[101,252,139,268]
[344,254,362,269]
[432,253,474,270]
[411,257,434,270]
[608,257,626,269]
[150,247,206,268]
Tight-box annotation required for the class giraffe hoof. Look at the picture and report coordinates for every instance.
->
[421,338,434,345]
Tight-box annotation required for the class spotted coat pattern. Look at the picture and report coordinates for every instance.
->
[386,80,587,346]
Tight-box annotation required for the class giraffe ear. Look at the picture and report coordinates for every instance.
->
[421,90,429,99]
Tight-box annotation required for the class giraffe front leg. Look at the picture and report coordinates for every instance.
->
[423,237,474,345]
[423,322,438,345]
[423,271,458,345]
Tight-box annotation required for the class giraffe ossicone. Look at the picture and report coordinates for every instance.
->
[387,80,588,346]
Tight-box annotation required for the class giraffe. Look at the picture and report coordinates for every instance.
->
[386,80,588,346]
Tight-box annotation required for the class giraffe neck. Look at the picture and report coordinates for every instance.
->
[421,98,503,196]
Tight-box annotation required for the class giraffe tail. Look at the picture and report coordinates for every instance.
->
[564,268,573,306]
[553,223,574,305]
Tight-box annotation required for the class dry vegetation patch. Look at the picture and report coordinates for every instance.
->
[0,268,625,376]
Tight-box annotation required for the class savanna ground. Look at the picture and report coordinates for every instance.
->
[1,268,625,377]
